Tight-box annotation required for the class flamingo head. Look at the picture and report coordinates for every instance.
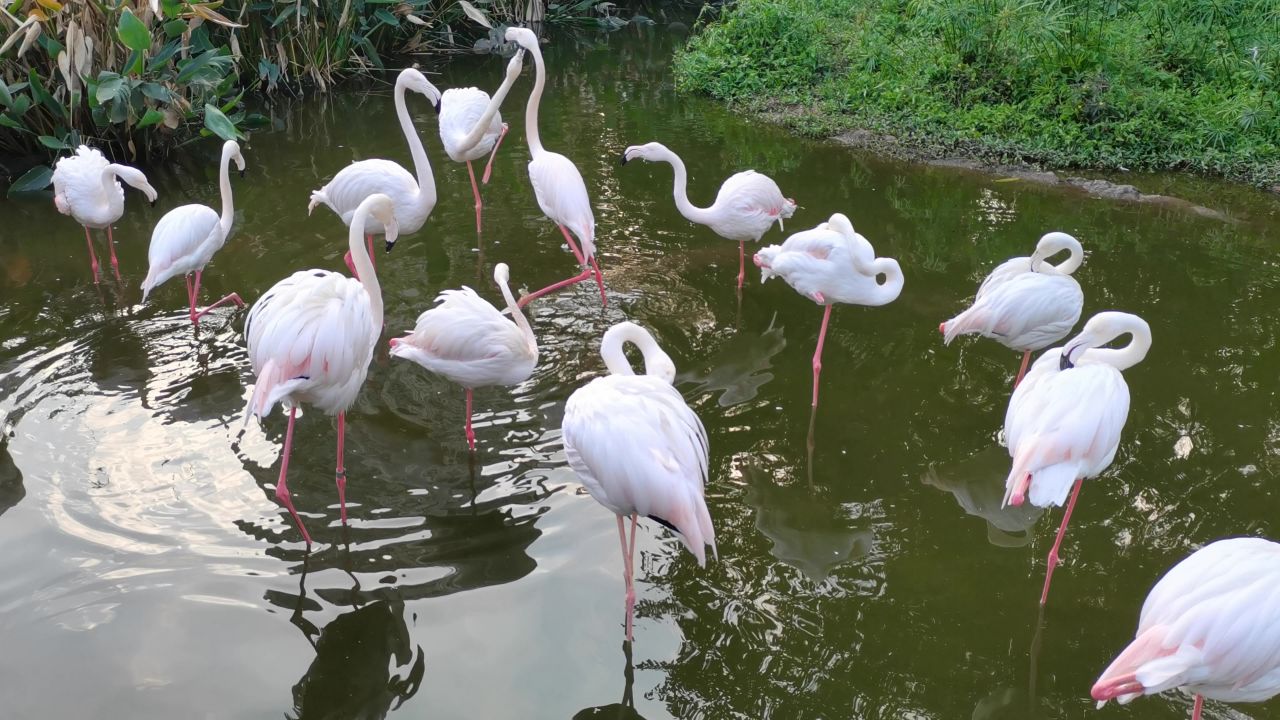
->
[782,198,798,218]
[619,142,666,166]
[505,27,539,52]
[494,262,511,286]
[753,245,780,281]
[397,68,442,109]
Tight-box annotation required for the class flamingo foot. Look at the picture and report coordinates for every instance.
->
[193,293,246,325]
[517,267,594,308]
[589,256,607,307]
[274,407,312,547]
[1040,476,1085,606]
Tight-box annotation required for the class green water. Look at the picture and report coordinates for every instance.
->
[2,24,1279,720]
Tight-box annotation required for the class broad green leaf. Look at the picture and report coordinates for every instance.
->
[148,39,182,69]
[136,108,164,129]
[203,103,241,141]
[374,8,399,26]
[0,83,12,109]
[139,82,171,103]
[162,19,186,38]
[0,113,25,131]
[123,48,144,76]
[7,165,54,198]
[95,73,125,105]
[117,8,151,52]
[37,134,70,149]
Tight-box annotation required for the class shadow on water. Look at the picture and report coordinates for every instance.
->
[0,437,24,517]
[573,641,648,720]
[921,445,1045,547]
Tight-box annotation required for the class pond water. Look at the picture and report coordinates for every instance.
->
[2,23,1280,720]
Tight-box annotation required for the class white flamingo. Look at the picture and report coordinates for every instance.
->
[244,194,396,547]
[621,141,796,290]
[438,49,526,234]
[1092,537,1280,720]
[389,262,538,451]
[504,27,606,308]
[562,321,716,641]
[140,140,246,325]
[1002,311,1151,605]
[941,232,1084,387]
[754,213,904,408]
[308,69,439,264]
[52,145,158,283]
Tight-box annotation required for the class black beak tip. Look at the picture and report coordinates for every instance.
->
[385,241,395,254]
[619,154,629,166]
[239,169,246,178]
[149,199,156,207]
[433,100,442,113]
[1059,353,1074,371]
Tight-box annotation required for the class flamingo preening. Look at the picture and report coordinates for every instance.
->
[52,145,158,283]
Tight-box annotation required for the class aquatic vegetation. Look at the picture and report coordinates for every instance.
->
[675,0,1280,186]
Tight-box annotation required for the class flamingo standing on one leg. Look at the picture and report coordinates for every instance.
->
[504,27,607,308]
[1002,311,1151,605]
[754,213,903,409]
[941,232,1084,388]
[438,49,526,234]
[389,262,538,451]
[308,69,440,267]
[620,141,796,290]
[140,140,247,325]
[243,194,396,547]
[1092,537,1280,719]
[52,145,158,283]
[562,321,716,642]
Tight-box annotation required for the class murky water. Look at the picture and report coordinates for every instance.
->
[2,24,1280,720]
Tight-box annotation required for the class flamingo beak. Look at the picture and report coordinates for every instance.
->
[1060,347,1077,370]
[385,240,396,253]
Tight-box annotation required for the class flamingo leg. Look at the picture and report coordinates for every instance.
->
[1192,695,1203,720]
[1014,350,1032,389]
[84,227,100,283]
[812,303,834,408]
[185,274,196,311]
[481,123,508,184]
[1040,476,1085,606]
[106,225,121,281]
[335,411,347,524]
[274,406,312,547]
[467,161,483,235]
[464,388,476,451]
[188,270,203,324]
[737,240,746,290]
[618,513,638,642]
[558,224,586,265]
[588,255,607,307]
[192,292,246,324]
[366,234,376,269]
[517,267,594,308]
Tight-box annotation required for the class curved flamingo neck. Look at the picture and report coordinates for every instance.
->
[349,205,384,329]
[601,324,667,377]
[1081,318,1151,371]
[216,144,236,237]
[523,41,547,157]
[98,164,124,215]
[653,145,715,226]
[1037,232,1084,275]
[864,258,904,307]
[393,74,436,204]
[457,61,521,153]
[497,275,535,351]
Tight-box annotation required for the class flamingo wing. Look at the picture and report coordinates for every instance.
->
[976,255,1033,299]
[140,204,220,300]
[390,287,534,387]
[528,152,595,257]
[52,146,119,221]
[439,87,501,161]
[309,159,416,233]
[716,170,793,230]
[944,272,1083,350]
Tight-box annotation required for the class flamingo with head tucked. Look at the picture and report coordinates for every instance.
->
[941,232,1084,388]
[1092,537,1280,720]
[52,145,158,283]
[504,27,607,308]
[308,69,440,265]
[1002,311,1151,605]
[754,213,904,409]
[243,194,396,547]
[562,321,716,642]
[621,141,796,290]
[438,49,526,234]
[389,262,538,450]
[140,140,246,325]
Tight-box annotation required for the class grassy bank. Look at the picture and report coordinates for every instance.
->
[674,0,1280,187]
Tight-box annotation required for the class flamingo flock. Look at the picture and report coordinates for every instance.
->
[38,25,1278,720]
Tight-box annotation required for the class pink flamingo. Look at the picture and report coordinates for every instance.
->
[52,145,158,283]
[1092,537,1280,719]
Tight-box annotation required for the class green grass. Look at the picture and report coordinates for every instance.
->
[674,0,1280,186]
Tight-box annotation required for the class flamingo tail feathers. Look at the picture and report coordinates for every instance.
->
[941,306,991,346]
[243,358,305,426]
[1092,625,1199,706]
[307,189,328,216]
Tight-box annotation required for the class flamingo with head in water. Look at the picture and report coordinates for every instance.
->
[1092,537,1280,720]
[243,194,396,547]
[308,69,440,267]
[1002,311,1151,605]
[389,262,538,450]
[504,27,607,308]
[140,140,247,326]
[621,141,796,290]
[754,213,904,409]
[52,145,158,283]
[438,49,526,234]
[941,232,1084,388]
[562,321,716,641]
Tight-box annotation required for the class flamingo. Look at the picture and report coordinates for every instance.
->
[941,232,1084,388]
[1002,311,1151,605]
[753,213,904,409]
[562,321,715,641]
[308,69,439,267]
[389,262,538,451]
[438,49,526,234]
[620,141,796,290]
[1092,537,1280,719]
[243,193,396,547]
[140,140,247,325]
[504,27,607,308]
[51,145,158,283]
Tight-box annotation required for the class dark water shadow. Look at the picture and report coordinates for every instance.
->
[572,641,648,720]
[0,437,25,518]
[921,446,1044,548]
[678,312,786,407]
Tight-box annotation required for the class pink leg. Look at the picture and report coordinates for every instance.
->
[737,240,746,290]
[106,225,121,281]
[1014,350,1032,389]
[481,123,508,184]
[464,388,476,451]
[812,304,834,408]
[467,161,483,234]
[558,224,586,265]
[1192,695,1203,720]
[617,515,632,640]
[185,274,196,311]
[1040,476,1085,606]
[517,267,595,308]
[189,270,203,324]
[335,411,347,524]
[618,513,638,642]
[588,255,607,307]
[274,407,312,547]
[84,227,100,283]
[193,292,246,324]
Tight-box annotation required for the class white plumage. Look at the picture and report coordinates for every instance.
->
[389,262,538,449]
[621,141,796,288]
[51,144,158,281]
[1092,537,1280,718]
[308,69,440,249]
[140,140,246,325]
